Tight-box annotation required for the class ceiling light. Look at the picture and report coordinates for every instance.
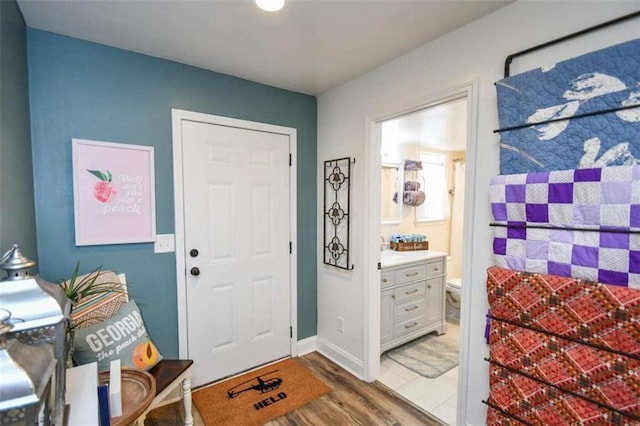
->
[253,0,285,12]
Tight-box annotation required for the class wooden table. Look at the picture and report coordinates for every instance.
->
[138,359,195,426]
[99,368,156,426]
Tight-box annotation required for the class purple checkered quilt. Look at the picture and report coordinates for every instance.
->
[490,165,640,288]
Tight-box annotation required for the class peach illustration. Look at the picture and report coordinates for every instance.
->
[87,169,116,203]
[132,340,159,369]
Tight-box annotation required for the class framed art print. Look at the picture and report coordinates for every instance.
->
[72,139,156,246]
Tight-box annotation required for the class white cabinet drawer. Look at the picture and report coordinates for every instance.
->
[380,254,447,353]
[395,281,425,304]
[425,259,445,277]
[396,264,427,284]
[395,314,426,338]
[381,270,394,289]
[395,299,425,322]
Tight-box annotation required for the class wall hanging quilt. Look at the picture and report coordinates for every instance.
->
[485,266,639,425]
[490,165,640,288]
[496,38,640,175]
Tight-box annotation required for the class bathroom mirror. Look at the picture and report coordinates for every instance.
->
[381,163,403,224]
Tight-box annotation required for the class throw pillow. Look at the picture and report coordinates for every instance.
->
[68,270,127,329]
[72,300,163,372]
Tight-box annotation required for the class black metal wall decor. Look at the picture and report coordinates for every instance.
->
[323,157,354,270]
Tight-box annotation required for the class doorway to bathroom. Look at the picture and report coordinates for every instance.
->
[363,80,478,426]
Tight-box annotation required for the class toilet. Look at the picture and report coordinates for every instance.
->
[446,256,462,321]
[446,278,461,322]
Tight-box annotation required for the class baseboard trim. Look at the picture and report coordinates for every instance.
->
[315,337,364,380]
[296,336,318,356]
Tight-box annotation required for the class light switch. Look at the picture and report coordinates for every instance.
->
[154,234,175,253]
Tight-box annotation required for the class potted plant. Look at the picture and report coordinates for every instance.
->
[60,262,123,309]
[59,262,124,364]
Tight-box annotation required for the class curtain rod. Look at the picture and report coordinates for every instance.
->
[503,11,640,78]
[485,357,640,422]
[488,314,640,361]
[493,103,640,134]
[490,222,640,235]
[481,400,533,426]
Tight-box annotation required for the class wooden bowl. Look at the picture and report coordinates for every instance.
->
[99,367,156,426]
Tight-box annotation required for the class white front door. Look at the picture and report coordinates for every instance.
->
[180,119,292,387]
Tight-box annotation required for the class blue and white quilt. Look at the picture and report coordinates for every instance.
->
[497,38,640,175]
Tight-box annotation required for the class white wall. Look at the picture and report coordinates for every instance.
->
[317,2,640,424]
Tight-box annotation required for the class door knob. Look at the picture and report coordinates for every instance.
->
[190,249,199,257]
[190,267,200,276]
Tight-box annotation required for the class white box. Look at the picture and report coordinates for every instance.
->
[65,362,99,426]
[109,359,123,417]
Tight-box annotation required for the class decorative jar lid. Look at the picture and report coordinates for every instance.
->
[0,245,69,334]
[0,245,35,281]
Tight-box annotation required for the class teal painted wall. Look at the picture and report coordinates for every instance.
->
[27,29,317,357]
[0,1,38,264]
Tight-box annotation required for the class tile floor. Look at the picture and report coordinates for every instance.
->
[378,322,460,426]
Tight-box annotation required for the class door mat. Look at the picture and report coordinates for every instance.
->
[384,329,459,379]
[192,358,331,425]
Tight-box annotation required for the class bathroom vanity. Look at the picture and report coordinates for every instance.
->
[380,250,448,353]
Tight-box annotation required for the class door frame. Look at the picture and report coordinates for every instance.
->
[171,108,298,360]
[362,79,478,424]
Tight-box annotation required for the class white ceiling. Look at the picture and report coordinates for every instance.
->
[17,0,511,95]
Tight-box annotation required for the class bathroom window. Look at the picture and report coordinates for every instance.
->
[416,151,449,222]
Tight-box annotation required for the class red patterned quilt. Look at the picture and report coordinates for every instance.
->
[486,266,639,425]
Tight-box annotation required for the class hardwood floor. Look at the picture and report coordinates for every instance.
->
[145,352,444,425]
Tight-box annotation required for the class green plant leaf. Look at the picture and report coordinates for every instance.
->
[87,169,108,181]
[106,171,112,182]
[59,262,123,306]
